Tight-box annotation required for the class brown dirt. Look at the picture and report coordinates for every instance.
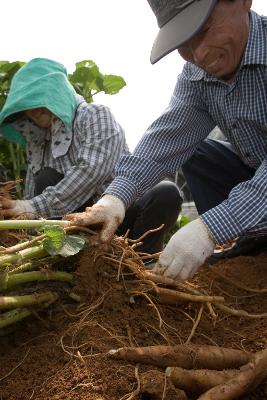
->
[0,243,267,400]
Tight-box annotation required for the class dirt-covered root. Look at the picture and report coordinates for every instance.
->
[139,370,188,400]
[109,344,252,370]
[197,347,267,400]
[166,367,237,395]
[0,181,17,198]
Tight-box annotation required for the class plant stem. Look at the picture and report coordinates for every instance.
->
[6,270,75,290]
[0,244,47,267]
[0,291,58,310]
[9,262,36,275]
[0,234,46,255]
[0,299,57,329]
[8,255,62,274]
[0,308,32,329]
[0,220,70,230]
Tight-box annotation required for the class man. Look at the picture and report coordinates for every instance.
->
[0,58,181,254]
[66,0,267,280]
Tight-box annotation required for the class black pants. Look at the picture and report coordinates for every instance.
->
[182,139,255,214]
[34,168,182,254]
[117,180,182,253]
[34,168,94,211]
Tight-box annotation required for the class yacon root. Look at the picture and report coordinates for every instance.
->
[109,344,251,370]
[197,347,267,400]
[166,367,237,395]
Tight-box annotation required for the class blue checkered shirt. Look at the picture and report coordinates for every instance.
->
[106,11,267,245]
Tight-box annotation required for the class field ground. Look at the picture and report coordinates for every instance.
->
[0,244,267,400]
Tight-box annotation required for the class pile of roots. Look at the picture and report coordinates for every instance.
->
[0,217,267,399]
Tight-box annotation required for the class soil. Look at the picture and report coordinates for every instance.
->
[0,242,267,400]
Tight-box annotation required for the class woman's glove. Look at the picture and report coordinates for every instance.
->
[65,195,126,242]
[152,218,216,281]
[0,197,36,219]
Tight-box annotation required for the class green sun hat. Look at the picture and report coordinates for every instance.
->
[0,58,77,145]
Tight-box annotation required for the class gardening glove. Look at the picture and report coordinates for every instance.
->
[65,194,126,243]
[0,196,36,219]
[152,218,216,281]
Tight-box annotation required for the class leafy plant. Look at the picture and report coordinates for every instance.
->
[68,60,126,103]
[0,219,85,330]
[0,61,25,110]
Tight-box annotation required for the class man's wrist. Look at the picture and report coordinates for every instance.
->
[199,217,217,245]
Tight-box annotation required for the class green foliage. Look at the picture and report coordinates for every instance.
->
[42,225,85,257]
[0,61,27,195]
[68,60,126,103]
[0,59,126,194]
[0,61,25,110]
[43,225,66,256]
[0,137,27,197]
[58,235,86,257]
[164,214,191,244]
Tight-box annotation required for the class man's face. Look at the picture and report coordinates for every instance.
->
[178,0,252,81]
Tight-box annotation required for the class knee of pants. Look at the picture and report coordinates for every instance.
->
[182,154,201,177]
[151,181,183,213]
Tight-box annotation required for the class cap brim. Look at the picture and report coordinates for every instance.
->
[150,0,217,64]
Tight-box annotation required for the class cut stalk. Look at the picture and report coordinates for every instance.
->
[0,300,57,329]
[9,262,36,275]
[0,244,47,267]
[0,291,58,310]
[6,270,75,290]
[8,255,62,274]
[0,234,46,255]
[0,308,32,329]
[0,219,70,230]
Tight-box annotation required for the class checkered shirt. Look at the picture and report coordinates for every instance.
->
[21,101,128,218]
[106,11,267,245]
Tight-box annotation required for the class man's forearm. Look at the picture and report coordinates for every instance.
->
[202,159,267,244]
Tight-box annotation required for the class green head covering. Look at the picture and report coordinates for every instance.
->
[0,58,77,145]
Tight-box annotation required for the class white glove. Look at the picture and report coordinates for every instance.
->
[0,197,36,219]
[152,218,216,281]
[64,194,126,242]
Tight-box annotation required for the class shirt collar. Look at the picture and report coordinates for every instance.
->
[188,11,267,82]
[242,11,267,66]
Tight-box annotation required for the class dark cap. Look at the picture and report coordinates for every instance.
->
[147,0,218,64]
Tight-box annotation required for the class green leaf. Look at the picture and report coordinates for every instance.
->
[42,225,66,256]
[75,60,99,71]
[102,75,126,95]
[0,61,9,67]
[178,214,191,228]
[0,62,25,84]
[58,235,85,257]
[70,66,98,86]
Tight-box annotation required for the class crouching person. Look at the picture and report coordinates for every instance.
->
[65,0,267,280]
[0,57,182,254]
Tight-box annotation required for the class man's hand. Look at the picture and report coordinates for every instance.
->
[152,218,216,281]
[0,197,36,219]
[65,195,126,243]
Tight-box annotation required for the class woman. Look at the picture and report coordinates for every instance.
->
[0,57,182,254]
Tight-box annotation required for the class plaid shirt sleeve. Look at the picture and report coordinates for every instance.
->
[105,59,267,244]
[30,105,127,218]
[201,159,267,244]
[105,72,216,205]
